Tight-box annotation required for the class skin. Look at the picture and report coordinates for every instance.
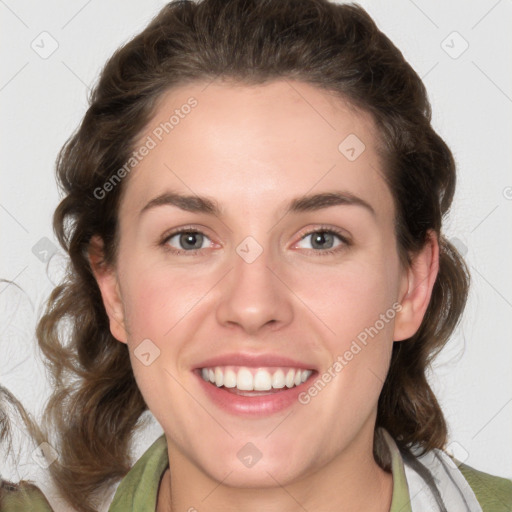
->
[89,79,438,512]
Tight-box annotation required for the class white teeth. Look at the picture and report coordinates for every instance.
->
[214,367,223,387]
[237,368,253,391]
[271,369,286,389]
[200,366,312,391]
[254,369,272,391]
[285,369,295,388]
[223,369,237,388]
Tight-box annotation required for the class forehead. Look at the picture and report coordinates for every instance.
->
[120,79,392,222]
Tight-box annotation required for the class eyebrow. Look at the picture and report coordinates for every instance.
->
[139,189,376,219]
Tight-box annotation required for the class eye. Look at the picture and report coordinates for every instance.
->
[159,225,351,256]
[161,228,213,255]
[294,227,350,256]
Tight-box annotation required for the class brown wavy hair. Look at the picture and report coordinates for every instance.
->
[0,384,48,506]
[29,0,471,510]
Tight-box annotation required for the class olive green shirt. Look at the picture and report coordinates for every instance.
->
[2,432,511,511]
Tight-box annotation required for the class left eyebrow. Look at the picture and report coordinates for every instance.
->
[138,189,376,219]
[286,191,376,217]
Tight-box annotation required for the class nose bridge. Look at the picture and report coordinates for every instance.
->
[215,232,293,333]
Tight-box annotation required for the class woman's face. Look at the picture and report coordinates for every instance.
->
[93,79,433,488]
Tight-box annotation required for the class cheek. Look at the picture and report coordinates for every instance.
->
[118,263,215,407]
[293,267,396,430]
[119,267,198,425]
[120,264,207,342]
[293,255,399,343]
[292,252,399,396]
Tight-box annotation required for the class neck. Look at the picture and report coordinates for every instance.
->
[157,427,393,512]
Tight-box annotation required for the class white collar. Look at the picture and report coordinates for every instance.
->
[381,428,483,512]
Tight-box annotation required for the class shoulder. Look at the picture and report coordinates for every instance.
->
[0,479,54,511]
[391,429,512,512]
[108,434,169,511]
[456,460,512,512]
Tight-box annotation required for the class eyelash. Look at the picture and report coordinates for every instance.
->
[159,225,351,257]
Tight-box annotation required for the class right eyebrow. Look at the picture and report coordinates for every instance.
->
[139,191,221,218]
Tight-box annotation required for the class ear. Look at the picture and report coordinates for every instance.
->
[88,235,128,344]
[393,230,439,342]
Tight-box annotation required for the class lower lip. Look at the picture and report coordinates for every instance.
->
[194,370,316,417]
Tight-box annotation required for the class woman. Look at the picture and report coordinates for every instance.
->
[2,0,511,510]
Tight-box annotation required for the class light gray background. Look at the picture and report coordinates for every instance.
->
[1,1,511,510]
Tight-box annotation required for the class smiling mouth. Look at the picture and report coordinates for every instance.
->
[197,365,315,395]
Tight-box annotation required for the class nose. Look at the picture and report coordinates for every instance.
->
[215,238,294,336]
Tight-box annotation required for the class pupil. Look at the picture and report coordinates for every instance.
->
[182,232,203,249]
[312,232,333,249]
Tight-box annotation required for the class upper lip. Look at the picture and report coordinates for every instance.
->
[194,352,317,371]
